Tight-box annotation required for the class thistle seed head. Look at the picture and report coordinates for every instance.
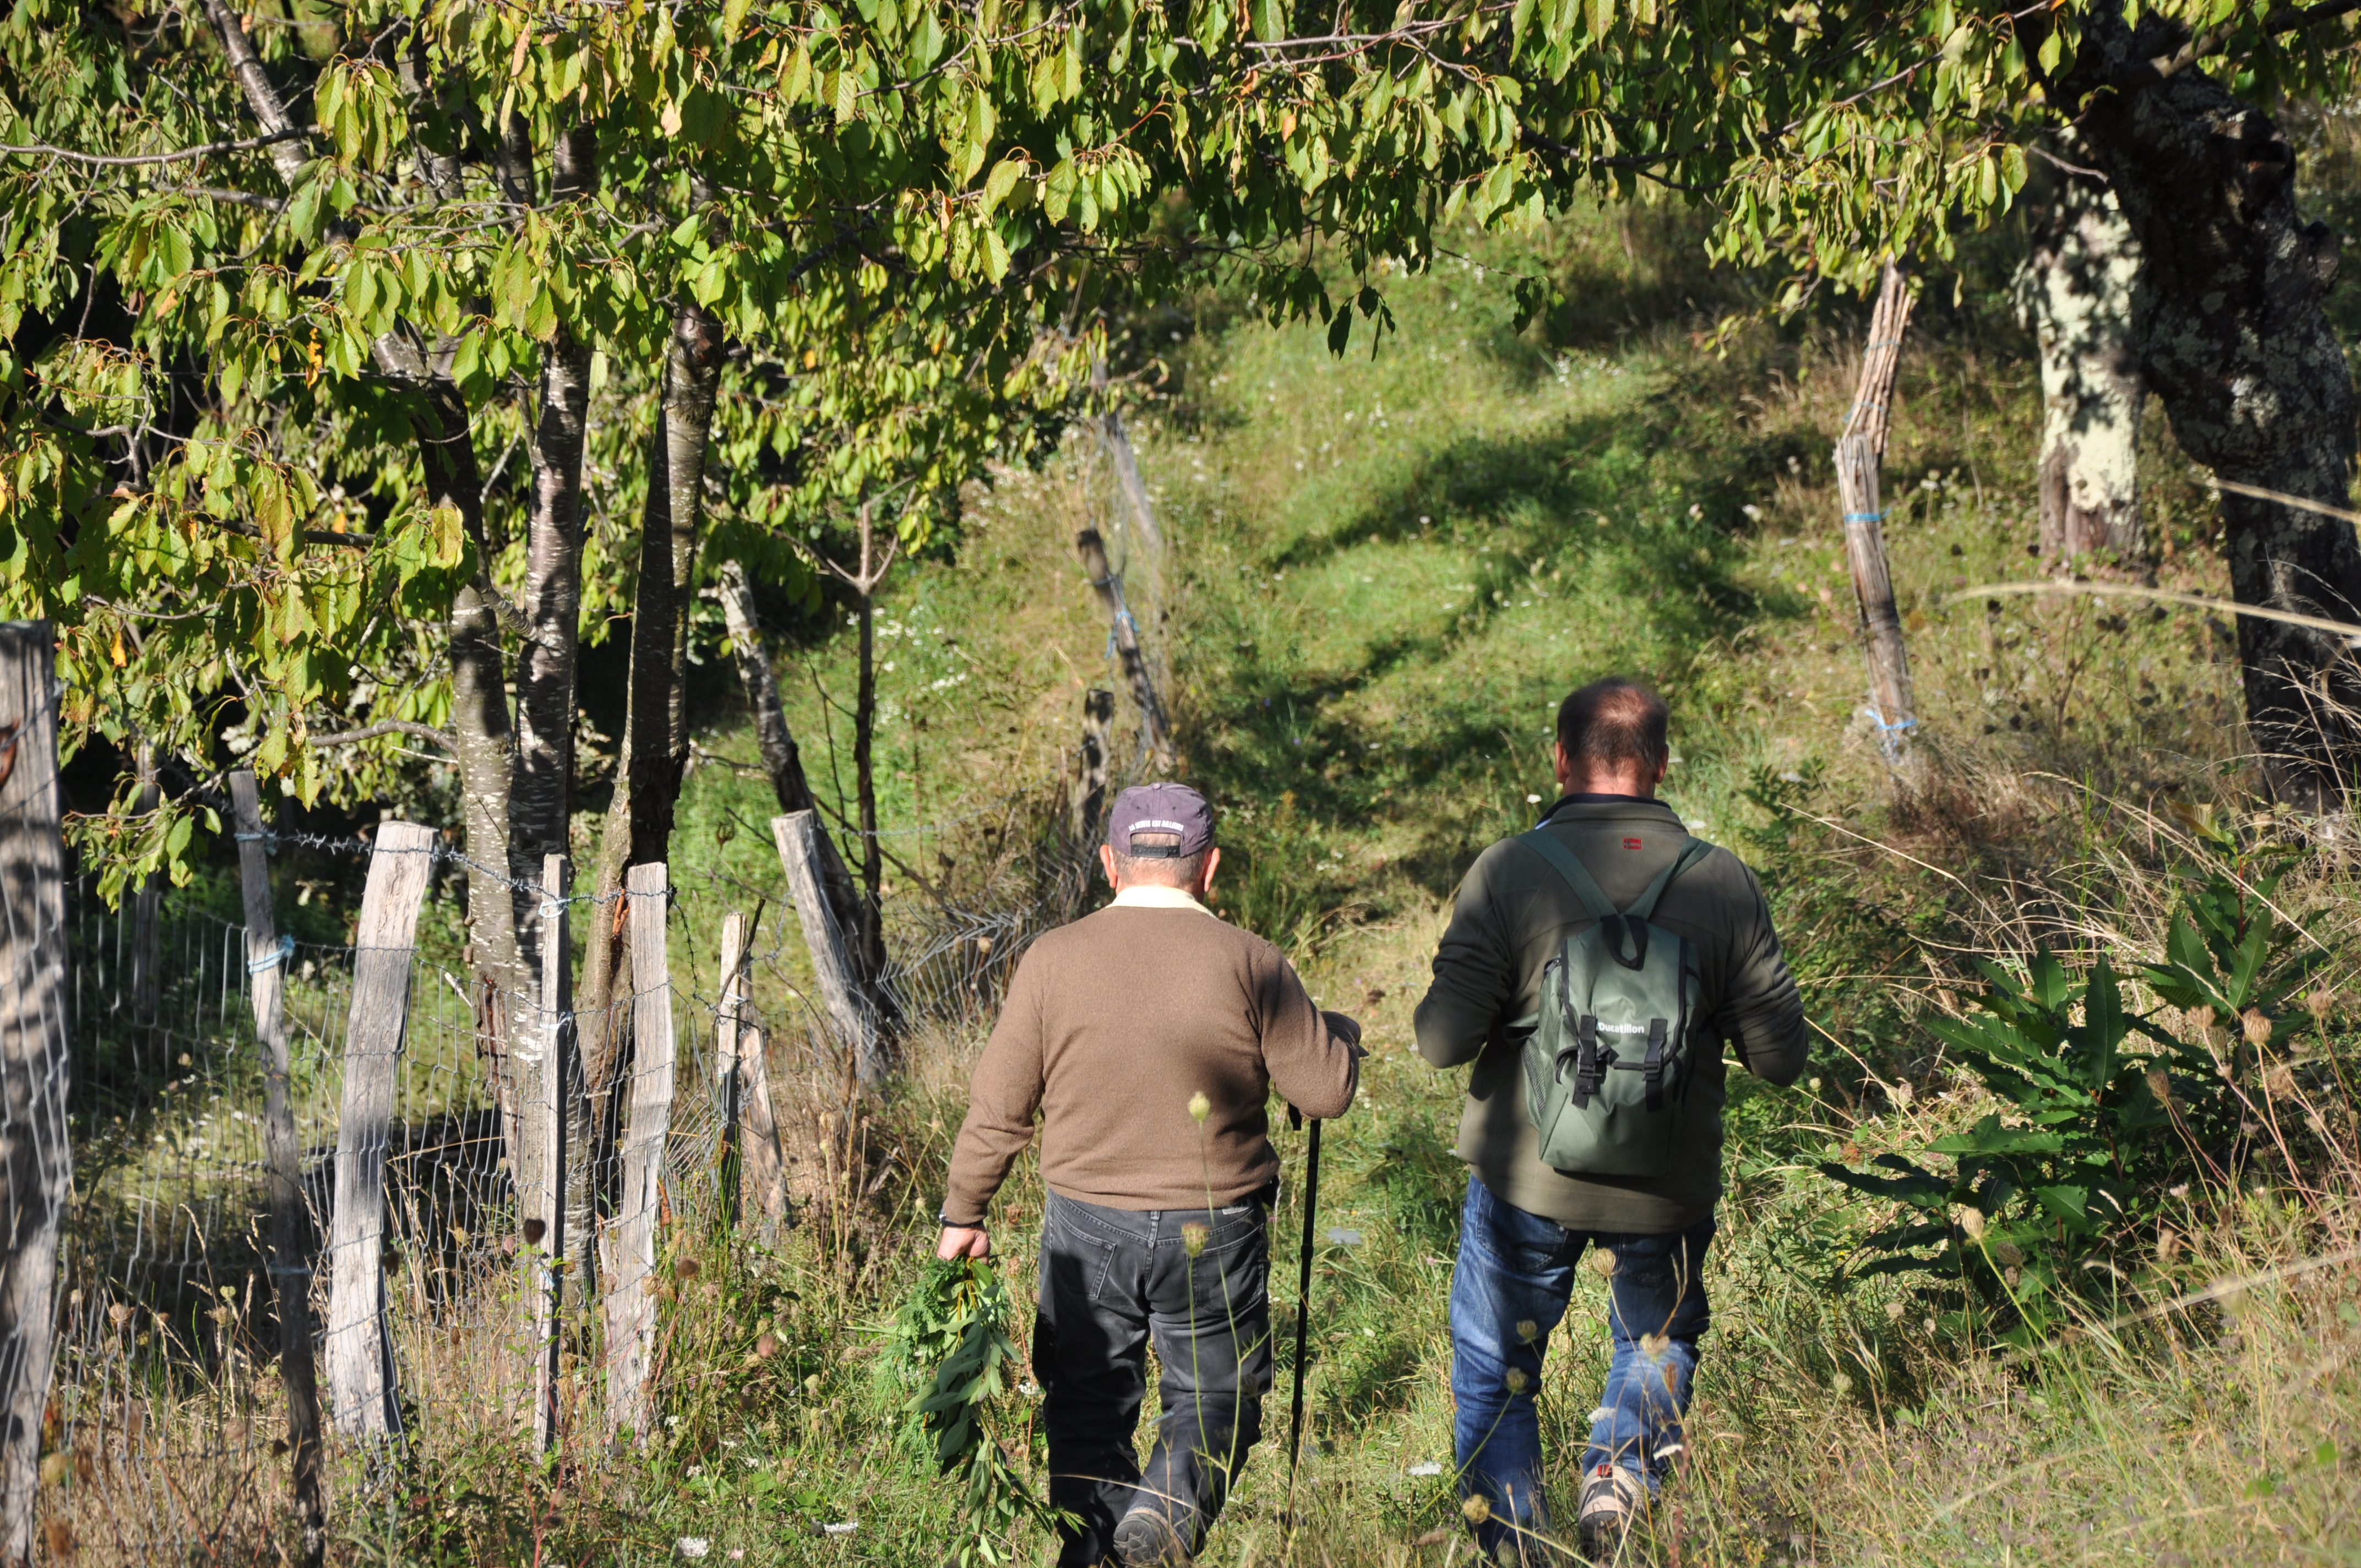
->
[1515,1319,1539,1343]
[2242,1009,2273,1047]
[1994,1239,2025,1268]
[1504,1368,1529,1395]
[1640,1332,1671,1360]
[2306,988,2335,1022]
[1188,1091,1211,1124]
[1955,1207,1987,1240]
[1182,1222,1210,1258]
[1462,1494,1493,1525]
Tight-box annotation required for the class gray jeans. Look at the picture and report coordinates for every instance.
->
[1035,1189,1273,1567]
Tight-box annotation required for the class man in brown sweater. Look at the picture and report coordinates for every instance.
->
[940,783,1363,1568]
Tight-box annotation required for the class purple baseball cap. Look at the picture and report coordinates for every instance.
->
[1106,783,1216,858]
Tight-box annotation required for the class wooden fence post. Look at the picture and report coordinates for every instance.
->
[1835,262,1922,777]
[1074,529,1174,769]
[525,854,569,1452]
[771,813,884,1090]
[737,1024,791,1231]
[227,771,325,1561]
[324,819,436,1441]
[605,862,675,1440]
[714,912,750,1224]
[0,623,69,1568]
[1069,688,1114,845]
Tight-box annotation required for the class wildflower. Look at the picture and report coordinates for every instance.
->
[1188,1091,1211,1124]
[1589,1249,1617,1277]
[1462,1495,1493,1525]
[2262,1064,2297,1099]
[1640,1332,1671,1359]
[2306,988,2335,1023]
[676,1257,702,1281]
[2158,1227,2182,1262]
[1889,1079,1914,1107]
[824,1521,859,1536]
[1182,1222,1210,1259]
[754,1332,778,1359]
[1515,1319,1539,1343]
[2242,1009,2273,1047]
[677,1537,712,1559]
[1407,1461,1444,1477]
[1504,1369,1529,1395]
[1885,1300,1905,1320]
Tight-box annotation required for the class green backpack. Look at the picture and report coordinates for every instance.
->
[1515,829,1714,1179]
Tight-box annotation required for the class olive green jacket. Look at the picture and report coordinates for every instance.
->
[1413,797,1808,1232]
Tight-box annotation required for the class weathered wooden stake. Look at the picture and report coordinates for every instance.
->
[771,813,884,1090]
[0,623,69,1568]
[228,771,325,1561]
[714,911,752,1223]
[324,819,436,1440]
[736,1023,791,1230]
[1075,529,1174,769]
[1069,688,1115,844]
[1835,262,1921,777]
[605,862,676,1439]
[526,854,569,1452]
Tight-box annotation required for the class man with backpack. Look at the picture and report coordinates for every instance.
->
[938,783,1365,1568]
[1415,678,1807,1562]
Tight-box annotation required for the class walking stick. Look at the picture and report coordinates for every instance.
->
[1283,1108,1323,1524]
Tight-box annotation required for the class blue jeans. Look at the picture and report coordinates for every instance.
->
[1449,1175,1714,1558]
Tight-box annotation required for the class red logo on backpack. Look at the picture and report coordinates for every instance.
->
[1622,837,1642,850]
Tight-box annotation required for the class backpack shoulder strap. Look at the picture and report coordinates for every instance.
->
[1516,829,1619,922]
[1625,839,1715,923]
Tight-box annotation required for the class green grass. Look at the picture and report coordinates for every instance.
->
[54,206,2361,1565]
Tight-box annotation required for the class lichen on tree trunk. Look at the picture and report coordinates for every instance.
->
[2017,136,2146,565]
[2064,7,2361,809]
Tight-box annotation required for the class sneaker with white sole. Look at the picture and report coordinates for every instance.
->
[1112,1508,1192,1567]
[1575,1463,1647,1561]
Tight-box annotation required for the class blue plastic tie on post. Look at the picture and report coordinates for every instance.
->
[1863,706,1918,766]
[247,933,295,976]
[1843,511,1886,524]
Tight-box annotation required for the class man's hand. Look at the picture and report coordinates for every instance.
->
[937,1225,992,1261]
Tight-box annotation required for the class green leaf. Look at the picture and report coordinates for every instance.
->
[981,158,1024,214]
[721,0,752,42]
[832,69,859,124]
[1252,0,1286,43]
[780,41,814,102]
[1326,303,1352,356]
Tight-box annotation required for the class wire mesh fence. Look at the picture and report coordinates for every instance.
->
[22,777,1106,1564]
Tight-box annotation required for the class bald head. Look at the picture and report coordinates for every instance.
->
[1554,678,1669,797]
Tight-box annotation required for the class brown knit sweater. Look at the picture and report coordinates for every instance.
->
[942,891,1361,1225]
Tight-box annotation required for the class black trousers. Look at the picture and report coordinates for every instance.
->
[1035,1189,1273,1567]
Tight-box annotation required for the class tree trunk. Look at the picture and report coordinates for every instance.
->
[715,561,871,968]
[202,0,520,990]
[2070,10,2361,808]
[853,586,884,976]
[580,301,724,1099]
[512,123,597,950]
[2017,137,2146,564]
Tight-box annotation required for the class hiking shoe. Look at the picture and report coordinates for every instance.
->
[1112,1509,1191,1567]
[1575,1463,1647,1561]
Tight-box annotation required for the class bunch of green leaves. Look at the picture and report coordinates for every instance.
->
[1822,806,2327,1339]
[1825,946,2166,1337]
[2134,801,2331,1158]
[890,1257,1061,1567]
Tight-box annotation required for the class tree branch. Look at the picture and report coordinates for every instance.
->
[0,128,310,168]
[307,720,460,753]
